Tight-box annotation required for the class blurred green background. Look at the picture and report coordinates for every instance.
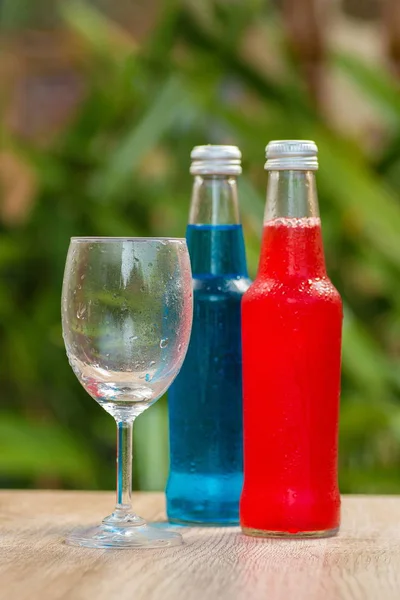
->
[1,0,400,493]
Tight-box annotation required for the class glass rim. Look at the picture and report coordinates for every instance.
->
[70,236,186,243]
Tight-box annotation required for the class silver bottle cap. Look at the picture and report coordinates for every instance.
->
[190,145,242,176]
[265,140,318,171]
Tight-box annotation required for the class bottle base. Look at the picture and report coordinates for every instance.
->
[241,526,339,539]
[169,517,239,527]
[166,472,242,527]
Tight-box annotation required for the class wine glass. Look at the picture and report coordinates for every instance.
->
[61,237,193,548]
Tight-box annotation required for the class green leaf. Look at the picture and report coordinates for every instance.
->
[316,133,400,270]
[62,0,136,58]
[334,52,400,124]
[0,414,96,486]
[342,305,393,397]
[90,76,186,201]
[134,397,169,491]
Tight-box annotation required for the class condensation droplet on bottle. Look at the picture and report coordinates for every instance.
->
[178,344,182,352]
[140,286,145,292]
[149,361,156,367]
[160,338,169,349]
[129,335,138,341]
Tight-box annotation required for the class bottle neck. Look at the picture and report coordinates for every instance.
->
[259,170,326,280]
[189,176,240,225]
[265,170,319,220]
[188,175,247,277]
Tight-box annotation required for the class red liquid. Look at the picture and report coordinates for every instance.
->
[240,217,342,535]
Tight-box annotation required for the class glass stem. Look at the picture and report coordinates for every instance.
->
[115,419,134,513]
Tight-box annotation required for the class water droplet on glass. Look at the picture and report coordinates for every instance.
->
[80,275,85,280]
[178,344,182,352]
[129,335,138,341]
[160,338,169,349]
[76,304,86,319]
[145,374,151,382]
[140,286,145,292]
[150,361,156,366]
[149,262,153,267]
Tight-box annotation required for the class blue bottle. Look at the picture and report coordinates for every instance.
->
[166,145,251,525]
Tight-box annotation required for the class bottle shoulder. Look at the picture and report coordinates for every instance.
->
[193,275,251,297]
[244,276,342,309]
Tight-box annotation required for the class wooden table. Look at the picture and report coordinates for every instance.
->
[1,491,400,600]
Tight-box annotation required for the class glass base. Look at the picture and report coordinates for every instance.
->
[66,514,183,549]
[242,526,339,539]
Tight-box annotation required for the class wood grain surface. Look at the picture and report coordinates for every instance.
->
[0,491,400,600]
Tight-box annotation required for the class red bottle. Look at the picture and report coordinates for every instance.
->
[241,141,343,538]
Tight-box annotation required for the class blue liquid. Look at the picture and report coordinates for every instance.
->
[166,224,250,525]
